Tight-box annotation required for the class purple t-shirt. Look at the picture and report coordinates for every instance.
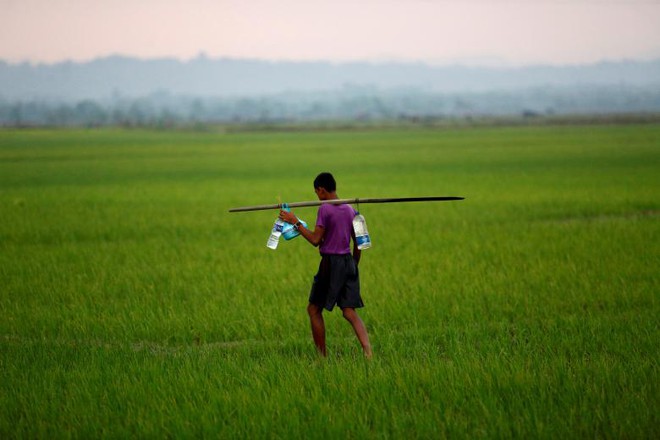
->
[316,203,357,255]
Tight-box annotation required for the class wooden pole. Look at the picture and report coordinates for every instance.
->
[228,196,464,212]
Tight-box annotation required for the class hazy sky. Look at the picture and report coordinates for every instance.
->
[1,0,659,66]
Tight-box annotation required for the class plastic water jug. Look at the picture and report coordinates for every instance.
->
[267,203,307,249]
[266,218,284,249]
[352,212,371,250]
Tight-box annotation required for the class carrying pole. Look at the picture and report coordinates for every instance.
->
[228,196,464,213]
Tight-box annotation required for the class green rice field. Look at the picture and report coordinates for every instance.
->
[1,124,658,438]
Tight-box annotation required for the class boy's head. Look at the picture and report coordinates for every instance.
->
[314,172,336,199]
[314,172,336,192]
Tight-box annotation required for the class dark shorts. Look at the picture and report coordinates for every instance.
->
[309,254,363,311]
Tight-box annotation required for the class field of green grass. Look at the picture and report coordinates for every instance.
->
[1,124,658,438]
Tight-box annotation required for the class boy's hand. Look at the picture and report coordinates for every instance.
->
[279,210,298,224]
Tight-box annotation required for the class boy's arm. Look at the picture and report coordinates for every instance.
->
[279,210,325,247]
[351,228,361,265]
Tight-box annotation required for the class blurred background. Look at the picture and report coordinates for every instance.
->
[1,0,659,127]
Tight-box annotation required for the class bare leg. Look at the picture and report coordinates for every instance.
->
[307,303,327,357]
[342,307,372,358]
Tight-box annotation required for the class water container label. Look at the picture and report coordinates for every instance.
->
[356,234,370,246]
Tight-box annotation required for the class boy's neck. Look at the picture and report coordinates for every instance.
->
[317,188,339,201]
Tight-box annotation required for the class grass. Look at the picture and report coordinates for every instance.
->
[1,124,658,438]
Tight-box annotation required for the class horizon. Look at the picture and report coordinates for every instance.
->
[2,52,659,70]
[2,0,659,67]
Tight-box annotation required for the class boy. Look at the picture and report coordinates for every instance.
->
[279,172,372,358]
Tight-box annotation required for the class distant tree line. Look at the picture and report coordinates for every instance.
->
[1,84,659,128]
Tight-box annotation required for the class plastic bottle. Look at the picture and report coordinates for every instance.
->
[266,218,284,249]
[267,203,307,248]
[352,212,372,250]
[282,218,307,240]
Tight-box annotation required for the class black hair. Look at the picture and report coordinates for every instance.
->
[313,172,336,192]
